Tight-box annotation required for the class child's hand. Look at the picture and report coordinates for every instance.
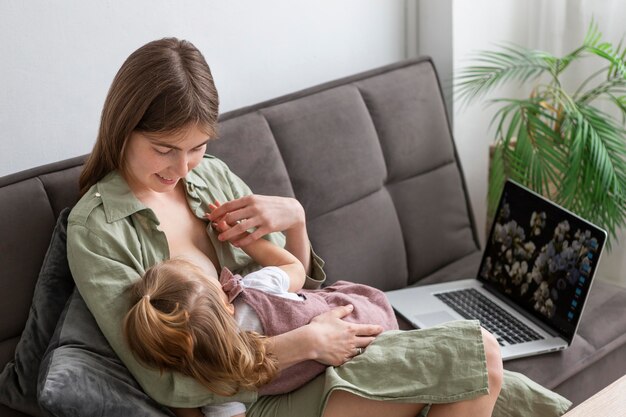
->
[206,201,223,219]
[206,201,250,247]
[206,201,230,232]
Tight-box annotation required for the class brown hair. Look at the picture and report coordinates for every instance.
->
[79,38,219,196]
[123,259,278,396]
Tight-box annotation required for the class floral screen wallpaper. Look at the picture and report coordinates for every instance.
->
[479,182,605,339]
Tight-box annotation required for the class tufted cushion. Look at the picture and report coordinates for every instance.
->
[263,85,387,219]
[308,188,407,290]
[209,112,295,199]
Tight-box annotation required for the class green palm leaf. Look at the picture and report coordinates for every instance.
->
[455,44,555,105]
[457,20,626,248]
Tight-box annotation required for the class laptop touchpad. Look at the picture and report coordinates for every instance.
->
[414,311,457,327]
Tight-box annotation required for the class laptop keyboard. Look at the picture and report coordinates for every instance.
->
[434,288,544,346]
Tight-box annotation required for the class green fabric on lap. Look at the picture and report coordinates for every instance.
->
[248,320,489,417]
[324,322,489,405]
[248,320,571,417]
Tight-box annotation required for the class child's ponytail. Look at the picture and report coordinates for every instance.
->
[124,258,279,396]
[124,291,195,372]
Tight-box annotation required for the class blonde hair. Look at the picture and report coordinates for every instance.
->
[123,259,278,396]
[79,38,219,196]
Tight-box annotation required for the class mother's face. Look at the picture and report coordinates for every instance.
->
[123,124,208,198]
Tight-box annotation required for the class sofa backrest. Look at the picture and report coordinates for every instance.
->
[0,57,480,373]
[212,58,480,289]
[0,157,84,372]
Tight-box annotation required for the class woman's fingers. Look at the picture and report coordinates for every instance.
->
[217,217,259,242]
[307,306,384,366]
[207,198,264,244]
[315,306,383,335]
[207,200,253,239]
[222,206,255,226]
[326,304,355,319]
[352,323,384,338]
[206,196,251,221]
[354,336,377,349]
[208,194,303,236]
[320,306,383,336]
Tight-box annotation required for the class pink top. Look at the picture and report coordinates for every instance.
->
[219,268,399,395]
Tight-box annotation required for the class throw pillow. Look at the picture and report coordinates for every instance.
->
[0,208,74,417]
[37,290,173,417]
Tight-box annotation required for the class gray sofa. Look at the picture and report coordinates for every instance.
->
[1,57,625,417]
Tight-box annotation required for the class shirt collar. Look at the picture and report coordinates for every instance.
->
[95,169,207,223]
[183,166,208,190]
[96,171,148,223]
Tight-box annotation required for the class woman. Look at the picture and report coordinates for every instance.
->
[67,37,571,417]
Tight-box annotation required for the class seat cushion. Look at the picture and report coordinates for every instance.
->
[416,250,483,285]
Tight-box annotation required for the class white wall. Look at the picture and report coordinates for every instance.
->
[0,0,406,177]
[452,0,626,287]
[409,0,453,119]
[452,0,531,245]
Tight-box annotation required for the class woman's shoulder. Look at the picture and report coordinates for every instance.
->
[68,170,139,233]
[187,154,239,187]
[192,154,231,175]
[69,184,106,228]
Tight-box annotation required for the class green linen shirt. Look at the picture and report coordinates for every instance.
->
[67,154,325,408]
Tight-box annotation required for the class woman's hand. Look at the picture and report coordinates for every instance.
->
[307,305,383,366]
[206,195,312,273]
[206,195,305,246]
[268,305,382,371]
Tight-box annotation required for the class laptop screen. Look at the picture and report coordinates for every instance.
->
[477,180,607,342]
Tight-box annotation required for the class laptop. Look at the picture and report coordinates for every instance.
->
[386,180,607,360]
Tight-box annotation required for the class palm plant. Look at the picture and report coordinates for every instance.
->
[456,21,626,247]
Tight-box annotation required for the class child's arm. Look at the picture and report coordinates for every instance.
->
[208,202,305,292]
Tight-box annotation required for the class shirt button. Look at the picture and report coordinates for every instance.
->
[94,192,101,197]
